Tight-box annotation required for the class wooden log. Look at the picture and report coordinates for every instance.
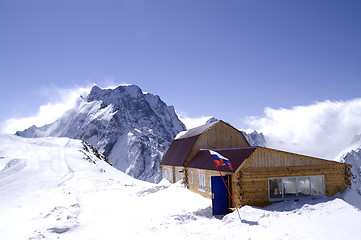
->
[241,165,346,174]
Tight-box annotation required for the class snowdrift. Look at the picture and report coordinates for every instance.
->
[1,134,361,240]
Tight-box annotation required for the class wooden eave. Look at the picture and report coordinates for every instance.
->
[239,146,351,169]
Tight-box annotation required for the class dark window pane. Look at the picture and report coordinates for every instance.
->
[269,178,282,199]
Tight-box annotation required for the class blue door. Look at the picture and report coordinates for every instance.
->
[211,176,228,215]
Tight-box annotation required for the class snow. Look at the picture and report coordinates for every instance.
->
[1,134,361,240]
[108,133,129,170]
[16,85,187,183]
[174,130,187,139]
[339,147,361,210]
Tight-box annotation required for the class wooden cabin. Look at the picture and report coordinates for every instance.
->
[160,120,352,211]
[160,120,250,184]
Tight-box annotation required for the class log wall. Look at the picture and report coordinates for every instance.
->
[235,164,351,207]
[161,166,173,183]
[186,168,230,199]
[185,147,351,208]
[174,166,185,183]
[161,166,187,184]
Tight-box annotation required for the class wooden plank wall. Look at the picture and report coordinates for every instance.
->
[186,168,230,199]
[161,165,174,183]
[183,148,350,208]
[184,121,250,166]
[185,164,350,208]
[235,164,350,207]
[235,147,351,207]
[161,166,186,184]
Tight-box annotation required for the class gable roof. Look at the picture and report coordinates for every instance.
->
[185,147,258,173]
[161,121,219,167]
[161,120,250,167]
[160,135,199,166]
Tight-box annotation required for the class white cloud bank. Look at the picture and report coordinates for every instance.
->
[2,86,92,134]
[177,112,212,130]
[4,80,361,163]
[243,98,361,160]
[2,81,211,134]
[1,79,133,134]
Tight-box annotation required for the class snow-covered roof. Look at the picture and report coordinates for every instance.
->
[175,121,219,140]
[161,121,220,166]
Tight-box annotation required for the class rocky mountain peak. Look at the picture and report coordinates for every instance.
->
[87,85,144,103]
[17,84,186,183]
[206,117,218,124]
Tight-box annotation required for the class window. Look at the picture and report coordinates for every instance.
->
[164,169,168,180]
[311,175,324,196]
[179,171,184,182]
[209,176,212,194]
[199,173,205,192]
[190,172,193,185]
[269,178,282,199]
[167,168,173,182]
[283,177,297,198]
[268,175,324,201]
[298,177,311,197]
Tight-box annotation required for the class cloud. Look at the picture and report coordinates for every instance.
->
[2,85,92,134]
[177,112,212,130]
[242,98,361,160]
[1,79,134,134]
[98,76,131,89]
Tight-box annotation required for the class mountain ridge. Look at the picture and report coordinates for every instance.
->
[16,85,186,183]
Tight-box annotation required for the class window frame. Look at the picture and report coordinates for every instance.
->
[179,171,184,182]
[268,175,325,201]
[199,173,206,192]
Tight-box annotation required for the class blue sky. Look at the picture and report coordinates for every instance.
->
[1,0,361,135]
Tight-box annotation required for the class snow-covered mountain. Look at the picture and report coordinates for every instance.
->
[242,130,267,147]
[337,146,361,209]
[16,85,186,183]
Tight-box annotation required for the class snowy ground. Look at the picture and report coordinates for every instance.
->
[1,134,361,240]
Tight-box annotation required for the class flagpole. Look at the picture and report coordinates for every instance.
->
[216,165,242,223]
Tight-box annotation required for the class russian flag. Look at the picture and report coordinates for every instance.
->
[209,150,233,170]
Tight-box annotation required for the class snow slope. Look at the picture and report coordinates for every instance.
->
[1,134,361,240]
